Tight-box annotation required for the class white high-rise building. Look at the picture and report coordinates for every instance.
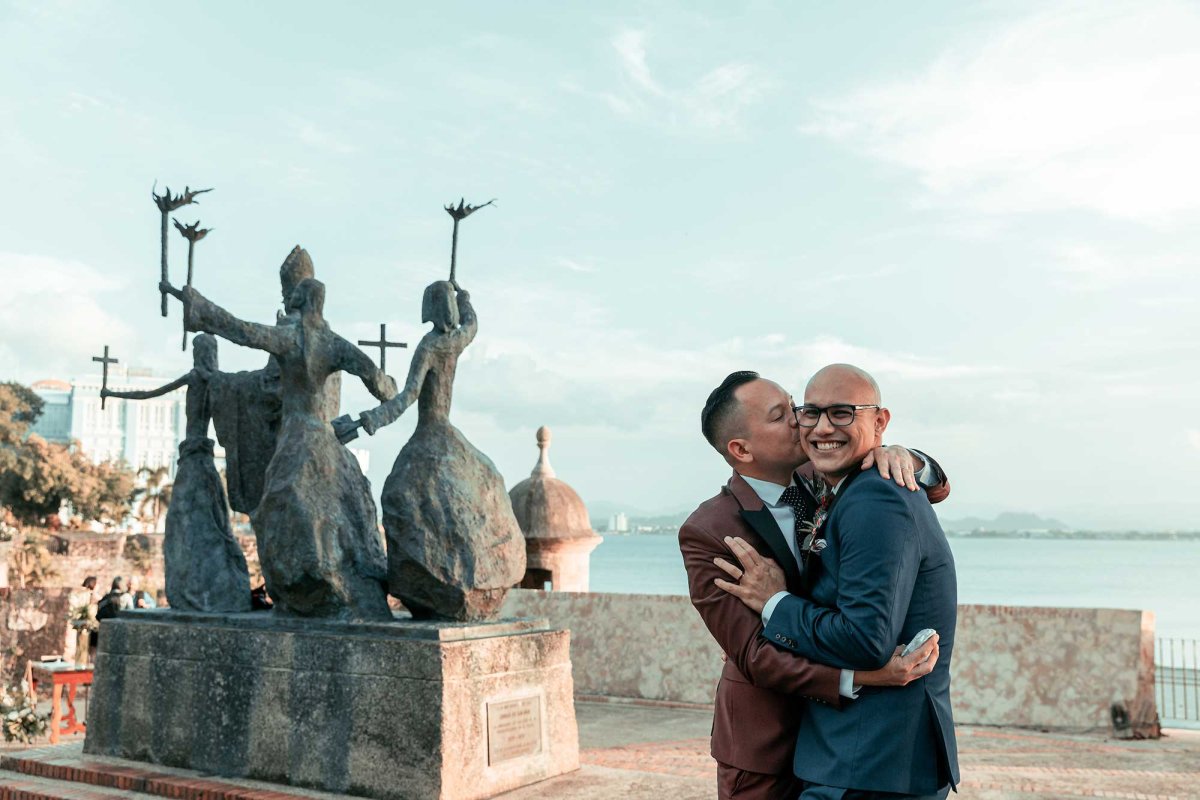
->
[29,369,188,478]
[28,370,370,481]
[608,512,629,533]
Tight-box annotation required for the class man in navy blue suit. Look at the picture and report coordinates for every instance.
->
[716,364,958,799]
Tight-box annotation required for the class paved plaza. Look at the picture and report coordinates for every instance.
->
[2,699,1198,799]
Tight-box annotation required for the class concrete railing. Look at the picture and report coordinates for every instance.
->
[500,590,1159,736]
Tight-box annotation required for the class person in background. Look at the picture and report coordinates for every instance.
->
[96,577,127,620]
[80,575,99,603]
[120,576,137,610]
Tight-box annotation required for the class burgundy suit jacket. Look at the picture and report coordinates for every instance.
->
[679,462,951,774]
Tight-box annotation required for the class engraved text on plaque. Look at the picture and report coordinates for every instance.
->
[487,695,543,765]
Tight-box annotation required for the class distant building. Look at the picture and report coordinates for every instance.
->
[608,512,629,533]
[30,370,188,479]
[29,370,371,483]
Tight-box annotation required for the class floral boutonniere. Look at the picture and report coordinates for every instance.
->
[799,475,833,557]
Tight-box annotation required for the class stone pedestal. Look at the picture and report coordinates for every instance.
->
[83,610,579,799]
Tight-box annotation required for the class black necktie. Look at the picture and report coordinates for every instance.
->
[778,483,814,560]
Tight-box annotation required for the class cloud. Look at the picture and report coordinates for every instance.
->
[0,253,136,381]
[440,276,1005,434]
[612,30,663,97]
[290,118,356,155]
[602,28,769,133]
[556,258,595,274]
[1047,239,1194,292]
[799,1,1200,224]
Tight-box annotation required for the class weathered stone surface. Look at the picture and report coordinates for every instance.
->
[384,419,526,621]
[499,590,1161,736]
[163,437,250,612]
[360,281,525,621]
[210,247,341,516]
[101,334,249,613]
[179,267,396,620]
[84,610,580,800]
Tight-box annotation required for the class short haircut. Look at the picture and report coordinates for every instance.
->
[701,371,760,453]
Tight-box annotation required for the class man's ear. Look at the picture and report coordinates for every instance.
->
[875,407,891,439]
[726,437,753,465]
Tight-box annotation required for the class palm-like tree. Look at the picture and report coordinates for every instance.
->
[134,465,173,532]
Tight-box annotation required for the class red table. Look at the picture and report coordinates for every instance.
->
[28,662,93,743]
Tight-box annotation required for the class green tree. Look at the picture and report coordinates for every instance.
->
[0,383,43,473]
[0,434,78,524]
[0,381,136,527]
[133,465,173,531]
[74,457,137,526]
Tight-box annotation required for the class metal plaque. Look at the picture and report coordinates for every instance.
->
[486,695,542,765]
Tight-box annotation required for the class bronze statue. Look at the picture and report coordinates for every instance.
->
[162,267,397,620]
[352,200,524,621]
[102,334,250,612]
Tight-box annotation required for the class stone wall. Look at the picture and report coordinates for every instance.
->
[499,590,1159,735]
[0,587,77,685]
[7,529,258,597]
[0,529,259,685]
[47,532,165,591]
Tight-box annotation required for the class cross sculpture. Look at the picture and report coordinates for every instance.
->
[152,183,211,317]
[444,197,495,284]
[172,218,213,350]
[92,346,118,410]
[357,324,407,374]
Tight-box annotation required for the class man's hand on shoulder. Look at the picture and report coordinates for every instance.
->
[713,536,786,614]
[859,444,922,492]
[856,633,940,687]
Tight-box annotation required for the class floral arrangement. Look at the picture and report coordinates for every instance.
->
[0,682,48,743]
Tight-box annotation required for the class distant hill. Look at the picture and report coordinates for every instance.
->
[937,511,1070,533]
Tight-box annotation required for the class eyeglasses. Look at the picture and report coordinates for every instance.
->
[792,404,880,428]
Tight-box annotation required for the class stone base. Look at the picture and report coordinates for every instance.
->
[83,609,580,800]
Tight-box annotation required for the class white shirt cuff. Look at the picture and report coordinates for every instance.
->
[912,451,935,487]
[839,669,860,699]
[761,591,790,625]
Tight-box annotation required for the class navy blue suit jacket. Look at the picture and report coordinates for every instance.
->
[762,469,959,795]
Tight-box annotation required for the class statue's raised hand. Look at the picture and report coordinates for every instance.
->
[360,407,384,437]
[332,414,362,444]
[159,280,183,300]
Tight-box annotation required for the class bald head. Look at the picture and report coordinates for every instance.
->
[806,364,880,405]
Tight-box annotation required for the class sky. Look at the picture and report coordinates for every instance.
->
[1,0,1198,530]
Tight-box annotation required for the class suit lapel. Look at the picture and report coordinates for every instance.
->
[726,472,803,590]
[800,469,865,595]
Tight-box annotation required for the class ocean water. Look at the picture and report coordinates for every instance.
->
[588,533,1200,641]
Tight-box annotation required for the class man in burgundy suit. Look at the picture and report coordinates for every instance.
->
[679,370,947,800]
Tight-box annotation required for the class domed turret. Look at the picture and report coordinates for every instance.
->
[508,427,602,591]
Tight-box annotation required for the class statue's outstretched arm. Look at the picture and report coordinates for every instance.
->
[101,373,190,401]
[173,284,292,357]
[359,344,431,435]
[334,335,397,403]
